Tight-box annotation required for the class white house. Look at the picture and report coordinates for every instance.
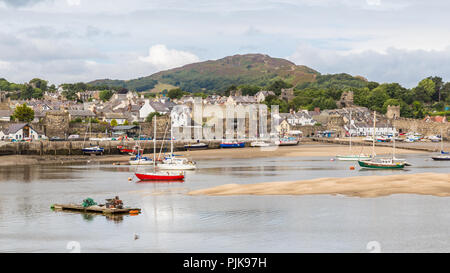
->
[171,105,191,127]
[138,100,169,121]
[1,123,40,141]
[103,113,127,124]
[352,122,395,136]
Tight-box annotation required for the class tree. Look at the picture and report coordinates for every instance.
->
[123,120,129,125]
[267,79,293,96]
[110,119,118,127]
[99,90,114,102]
[146,112,161,122]
[29,78,48,91]
[367,86,389,112]
[413,78,435,102]
[13,103,34,122]
[168,88,184,100]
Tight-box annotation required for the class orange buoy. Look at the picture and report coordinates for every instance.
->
[349,166,355,170]
[129,210,140,214]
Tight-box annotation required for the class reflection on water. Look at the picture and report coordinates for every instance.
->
[0,152,449,252]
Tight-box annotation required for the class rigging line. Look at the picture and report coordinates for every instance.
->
[158,121,169,161]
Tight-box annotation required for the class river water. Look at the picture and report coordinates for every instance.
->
[0,152,449,253]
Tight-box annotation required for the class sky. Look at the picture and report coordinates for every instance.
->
[1,0,450,87]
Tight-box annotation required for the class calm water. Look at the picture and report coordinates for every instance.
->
[0,151,449,253]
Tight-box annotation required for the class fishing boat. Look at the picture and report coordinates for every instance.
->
[220,141,245,148]
[184,142,209,150]
[135,116,185,181]
[358,111,406,169]
[431,128,450,161]
[358,158,405,169]
[337,111,372,161]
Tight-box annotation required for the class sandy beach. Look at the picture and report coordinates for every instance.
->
[188,172,450,198]
[177,144,425,160]
[0,144,427,166]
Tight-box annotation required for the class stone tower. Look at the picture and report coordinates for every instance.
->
[337,91,354,108]
[386,105,401,119]
[43,110,70,138]
[280,88,294,102]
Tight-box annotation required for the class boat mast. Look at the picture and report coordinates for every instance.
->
[153,116,156,169]
[170,116,174,157]
[392,114,396,159]
[349,111,352,152]
[372,111,376,157]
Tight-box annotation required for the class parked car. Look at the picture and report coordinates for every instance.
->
[50,136,64,141]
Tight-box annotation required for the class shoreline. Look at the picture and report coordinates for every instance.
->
[188,172,450,198]
[0,143,427,167]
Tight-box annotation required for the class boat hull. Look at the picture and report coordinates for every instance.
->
[135,173,185,181]
[157,164,197,170]
[336,155,372,161]
[184,144,209,150]
[220,142,245,148]
[358,160,405,169]
[82,148,104,155]
[431,156,450,161]
[129,160,153,165]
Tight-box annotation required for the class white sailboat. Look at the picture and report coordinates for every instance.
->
[336,111,372,161]
[157,118,197,170]
[431,128,450,161]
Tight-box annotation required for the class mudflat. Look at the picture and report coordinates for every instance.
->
[188,173,450,198]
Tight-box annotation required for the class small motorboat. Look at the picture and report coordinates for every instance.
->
[82,146,104,155]
[135,171,185,181]
[220,141,245,148]
[184,143,209,150]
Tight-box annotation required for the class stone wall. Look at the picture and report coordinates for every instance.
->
[393,117,450,139]
[69,122,112,138]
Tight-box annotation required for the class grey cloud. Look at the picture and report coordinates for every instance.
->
[0,0,48,7]
[289,44,450,87]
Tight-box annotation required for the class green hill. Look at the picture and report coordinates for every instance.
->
[89,53,320,92]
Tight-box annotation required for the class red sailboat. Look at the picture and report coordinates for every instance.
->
[134,116,185,181]
[135,172,185,181]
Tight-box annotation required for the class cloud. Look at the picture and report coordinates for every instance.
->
[289,44,450,87]
[66,0,80,6]
[139,44,200,71]
[0,0,47,7]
